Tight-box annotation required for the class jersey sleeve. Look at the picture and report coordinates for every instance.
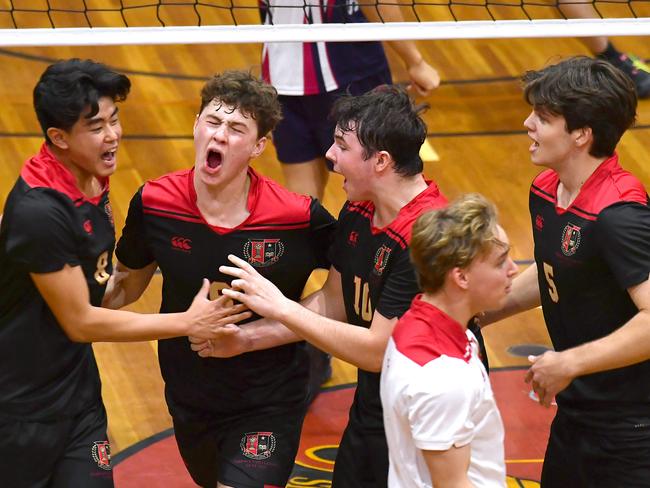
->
[5,189,80,273]
[408,359,476,451]
[596,202,650,289]
[309,198,337,269]
[376,248,419,319]
[115,187,155,269]
[327,202,350,272]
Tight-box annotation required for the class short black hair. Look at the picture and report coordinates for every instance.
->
[330,85,427,177]
[522,56,636,158]
[34,58,131,143]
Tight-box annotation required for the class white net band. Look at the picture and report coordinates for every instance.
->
[2,17,650,46]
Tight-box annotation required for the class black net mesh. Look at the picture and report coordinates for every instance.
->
[0,0,648,29]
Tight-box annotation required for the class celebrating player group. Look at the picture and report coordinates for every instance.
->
[2,51,650,488]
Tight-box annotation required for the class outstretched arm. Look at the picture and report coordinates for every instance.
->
[218,255,396,371]
[32,264,250,343]
[527,277,650,407]
[360,1,440,96]
[191,262,348,358]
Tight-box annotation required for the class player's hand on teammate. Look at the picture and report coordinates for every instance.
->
[407,58,440,97]
[219,254,290,321]
[188,328,251,358]
[185,278,252,338]
[525,350,574,407]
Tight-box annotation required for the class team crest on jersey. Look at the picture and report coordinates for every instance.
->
[373,245,392,275]
[91,441,112,470]
[104,201,114,229]
[561,223,581,256]
[240,432,276,460]
[348,231,359,247]
[243,239,285,267]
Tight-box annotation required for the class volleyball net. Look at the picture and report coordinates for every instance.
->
[1,0,650,46]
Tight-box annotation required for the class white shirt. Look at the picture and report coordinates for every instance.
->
[380,297,506,487]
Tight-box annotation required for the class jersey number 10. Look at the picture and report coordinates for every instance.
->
[353,276,373,321]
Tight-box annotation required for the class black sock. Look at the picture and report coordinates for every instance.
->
[597,42,622,61]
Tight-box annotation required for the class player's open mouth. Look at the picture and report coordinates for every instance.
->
[207,150,223,169]
[102,150,116,163]
[529,140,539,152]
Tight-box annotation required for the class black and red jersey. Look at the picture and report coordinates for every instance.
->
[115,167,336,417]
[530,153,650,425]
[328,180,447,433]
[0,143,115,421]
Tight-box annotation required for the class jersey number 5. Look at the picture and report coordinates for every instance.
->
[353,276,373,321]
[543,262,559,303]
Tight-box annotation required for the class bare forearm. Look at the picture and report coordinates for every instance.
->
[67,306,191,343]
[239,318,302,352]
[277,299,387,372]
[563,310,650,377]
[224,288,347,354]
[102,262,156,309]
[424,445,473,487]
[361,3,421,68]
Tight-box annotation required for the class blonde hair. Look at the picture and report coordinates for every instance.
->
[410,193,502,293]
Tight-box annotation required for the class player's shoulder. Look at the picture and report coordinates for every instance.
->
[392,298,471,366]
[142,169,192,201]
[531,169,558,194]
[249,170,315,223]
[256,171,312,208]
[578,155,647,216]
[391,181,448,244]
[9,180,74,218]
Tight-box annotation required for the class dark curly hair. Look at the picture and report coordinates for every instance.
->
[199,70,282,138]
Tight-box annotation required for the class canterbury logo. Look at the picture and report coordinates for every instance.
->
[171,236,192,251]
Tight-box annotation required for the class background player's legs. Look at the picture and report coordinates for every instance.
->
[50,404,114,488]
[558,1,650,97]
[172,415,220,487]
[280,157,329,202]
[305,340,333,405]
[332,423,388,488]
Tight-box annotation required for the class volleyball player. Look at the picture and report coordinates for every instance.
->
[0,59,246,488]
[381,193,515,487]
[106,70,337,488]
[486,56,650,486]
[196,85,448,487]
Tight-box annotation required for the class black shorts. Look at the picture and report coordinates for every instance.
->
[541,410,650,488]
[0,403,113,488]
[172,405,307,488]
[272,69,393,165]
[331,421,388,488]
